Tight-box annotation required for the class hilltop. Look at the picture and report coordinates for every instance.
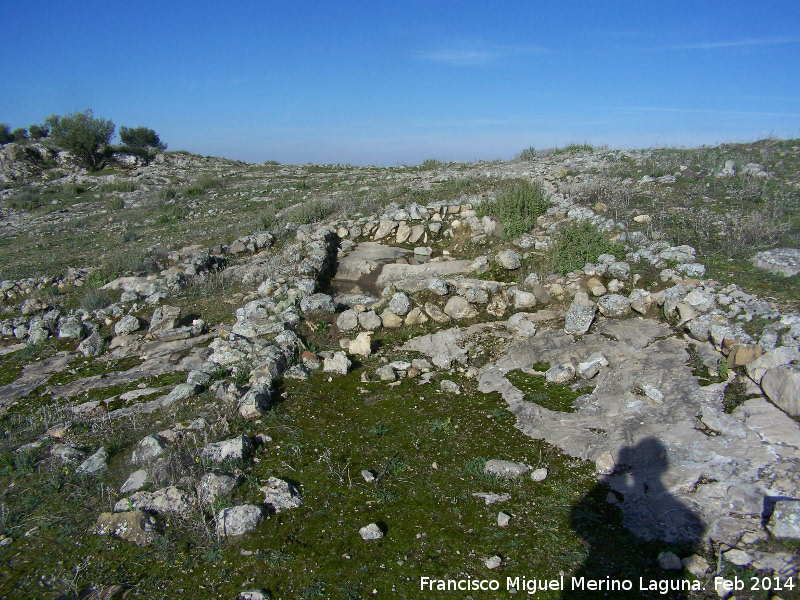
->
[0,138,798,599]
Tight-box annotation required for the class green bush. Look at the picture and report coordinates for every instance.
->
[80,289,112,311]
[45,109,115,169]
[551,220,625,274]
[11,128,28,142]
[0,124,12,144]
[478,179,549,239]
[28,123,49,140]
[119,126,166,152]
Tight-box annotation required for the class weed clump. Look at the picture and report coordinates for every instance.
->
[80,289,112,311]
[478,179,549,239]
[551,220,625,274]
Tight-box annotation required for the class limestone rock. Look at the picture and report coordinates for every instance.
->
[546,362,575,383]
[197,473,241,504]
[506,312,537,337]
[380,309,403,328]
[95,510,156,546]
[115,486,194,516]
[217,504,264,537]
[336,309,359,332]
[496,249,522,270]
[358,310,382,331]
[746,346,800,384]
[120,469,148,494]
[77,331,104,357]
[201,435,253,463]
[299,293,335,315]
[597,294,632,317]
[530,468,548,482]
[682,554,710,577]
[761,364,800,417]
[657,551,682,571]
[323,351,351,375]
[443,296,478,320]
[595,452,615,475]
[131,435,167,464]
[497,511,511,527]
[149,305,181,334]
[359,523,383,540]
[260,477,302,512]
[564,297,596,336]
[238,384,271,419]
[484,459,530,478]
[115,315,141,336]
[349,332,372,357]
[424,302,451,324]
[767,500,800,539]
[77,447,109,475]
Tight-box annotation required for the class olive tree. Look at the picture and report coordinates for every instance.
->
[45,109,115,169]
[119,126,166,152]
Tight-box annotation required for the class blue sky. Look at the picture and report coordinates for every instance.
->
[2,1,799,165]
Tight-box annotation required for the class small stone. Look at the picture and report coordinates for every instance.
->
[496,250,521,270]
[657,551,682,570]
[484,555,502,569]
[217,505,264,537]
[443,296,478,320]
[723,548,753,566]
[115,315,141,336]
[260,477,302,512]
[359,523,383,540]
[472,492,511,505]
[484,459,530,478]
[361,470,375,483]
[131,435,167,465]
[388,293,412,316]
[545,362,575,384]
[595,452,615,475]
[681,554,710,577]
[440,380,461,394]
[95,510,156,546]
[348,332,372,357]
[77,447,109,475]
[497,512,511,527]
[380,309,404,328]
[323,351,351,375]
[767,500,800,539]
[120,469,148,494]
[530,467,548,482]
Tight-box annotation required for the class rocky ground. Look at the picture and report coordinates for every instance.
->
[0,139,798,599]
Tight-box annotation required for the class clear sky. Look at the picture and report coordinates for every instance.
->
[2,1,799,165]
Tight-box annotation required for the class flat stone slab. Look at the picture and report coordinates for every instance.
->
[476,317,800,547]
[334,242,409,281]
[750,248,800,277]
[375,260,475,287]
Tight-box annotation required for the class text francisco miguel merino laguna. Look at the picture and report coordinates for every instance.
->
[420,574,708,595]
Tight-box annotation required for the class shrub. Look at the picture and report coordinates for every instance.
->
[0,124,12,144]
[519,146,537,161]
[45,109,115,169]
[478,179,549,239]
[28,123,49,140]
[551,220,625,274]
[11,128,27,142]
[80,289,112,311]
[119,126,166,152]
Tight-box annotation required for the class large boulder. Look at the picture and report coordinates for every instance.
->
[761,364,800,417]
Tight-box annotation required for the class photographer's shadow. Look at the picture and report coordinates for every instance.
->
[562,438,705,599]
